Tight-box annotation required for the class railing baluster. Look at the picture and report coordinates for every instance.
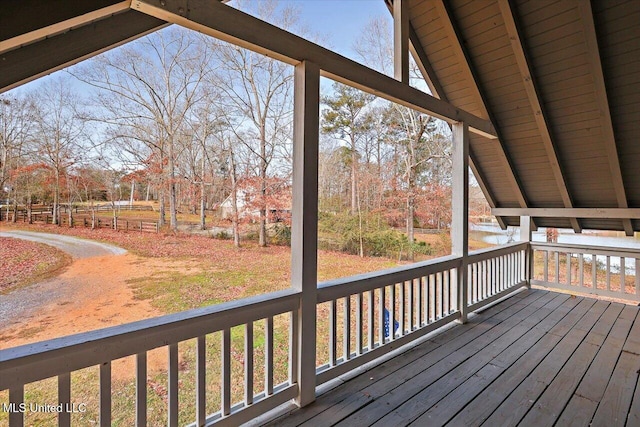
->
[136,352,147,426]
[367,290,374,351]
[416,278,422,328]
[329,300,337,366]
[58,373,71,427]
[409,279,414,331]
[222,328,231,417]
[555,251,560,283]
[593,255,597,289]
[289,309,299,388]
[378,286,385,345]
[579,254,584,288]
[356,293,363,355]
[399,282,405,335]
[621,257,626,295]
[606,256,611,291]
[567,253,572,286]
[438,272,444,319]
[245,322,254,405]
[265,316,274,396]
[343,296,351,358]
[390,284,396,340]
[425,276,431,324]
[168,343,178,427]
[444,270,450,315]
[544,250,549,282]
[100,362,111,427]
[636,259,640,297]
[196,338,205,427]
[9,387,24,427]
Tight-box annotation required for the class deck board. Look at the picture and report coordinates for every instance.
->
[263,289,640,427]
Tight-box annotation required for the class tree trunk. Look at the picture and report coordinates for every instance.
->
[259,124,267,247]
[168,141,178,230]
[229,148,240,247]
[351,141,358,215]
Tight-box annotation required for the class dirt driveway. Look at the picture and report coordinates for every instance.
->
[0,231,172,351]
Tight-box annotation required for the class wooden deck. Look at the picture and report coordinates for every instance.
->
[266,289,640,427]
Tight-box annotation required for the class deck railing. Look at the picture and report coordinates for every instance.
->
[467,242,529,311]
[0,243,529,426]
[0,290,301,427]
[531,242,640,302]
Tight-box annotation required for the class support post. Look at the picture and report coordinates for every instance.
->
[452,122,469,323]
[291,60,320,407]
[520,215,533,287]
[393,0,409,84]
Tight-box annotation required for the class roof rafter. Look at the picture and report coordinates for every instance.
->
[433,0,532,223]
[498,0,582,234]
[0,11,167,93]
[0,1,131,55]
[578,0,634,236]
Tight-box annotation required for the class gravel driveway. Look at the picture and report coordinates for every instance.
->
[0,230,127,325]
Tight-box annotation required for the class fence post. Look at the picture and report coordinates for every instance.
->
[291,60,319,407]
[520,216,533,287]
[452,122,469,323]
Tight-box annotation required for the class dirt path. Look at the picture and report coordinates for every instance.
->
[0,231,177,351]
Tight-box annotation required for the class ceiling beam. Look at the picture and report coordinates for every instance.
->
[0,1,131,55]
[498,0,582,234]
[131,0,497,139]
[578,0,633,236]
[0,10,167,93]
[493,208,640,220]
[433,0,532,221]
[393,0,410,84]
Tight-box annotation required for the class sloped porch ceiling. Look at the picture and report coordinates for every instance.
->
[407,0,640,233]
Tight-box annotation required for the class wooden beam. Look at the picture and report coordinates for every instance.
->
[291,60,320,407]
[131,0,497,138]
[0,11,167,93]
[498,0,582,234]
[433,0,531,214]
[492,208,640,220]
[578,0,633,236]
[393,0,409,84]
[452,122,469,323]
[0,1,131,55]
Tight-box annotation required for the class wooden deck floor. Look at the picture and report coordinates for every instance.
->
[265,289,640,427]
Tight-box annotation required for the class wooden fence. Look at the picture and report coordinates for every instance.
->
[1,210,159,233]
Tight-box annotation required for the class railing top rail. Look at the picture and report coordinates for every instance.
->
[531,241,640,258]
[317,255,462,303]
[467,241,528,263]
[0,289,300,390]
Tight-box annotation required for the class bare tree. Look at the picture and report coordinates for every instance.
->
[209,0,300,247]
[32,78,86,225]
[74,27,214,230]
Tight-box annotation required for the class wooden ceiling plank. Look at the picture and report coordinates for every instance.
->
[131,0,498,139]
[498,0,581,234]
[433,0,531,212]
[578,0,633,235]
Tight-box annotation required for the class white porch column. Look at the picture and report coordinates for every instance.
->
[291,60,320,407]
[394,0,409,84]
[452,122,469,323]
[520,215,533,287]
